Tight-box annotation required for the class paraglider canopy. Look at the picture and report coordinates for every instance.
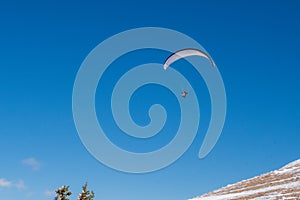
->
[163,48,215,70]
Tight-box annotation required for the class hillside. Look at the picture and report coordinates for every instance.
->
[190,159,300,199]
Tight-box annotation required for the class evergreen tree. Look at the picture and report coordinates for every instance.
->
[77,182,95,200]
[55,185,72,200]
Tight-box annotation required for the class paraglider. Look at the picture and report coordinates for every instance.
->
[163,48,215,70]
[163,48,215,98]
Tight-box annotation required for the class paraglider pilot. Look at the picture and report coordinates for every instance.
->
[181,91,188,98]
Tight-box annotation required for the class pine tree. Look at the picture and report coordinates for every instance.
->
[55,185,72,200]
[77,182,95,200]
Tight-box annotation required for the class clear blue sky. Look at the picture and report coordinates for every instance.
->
[0,0,299,199]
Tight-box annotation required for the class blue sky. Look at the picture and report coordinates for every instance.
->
[0,0,300,199]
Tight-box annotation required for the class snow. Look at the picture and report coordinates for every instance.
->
[190,181,300,200]
[281,159,300,169]
[190,159,300,200]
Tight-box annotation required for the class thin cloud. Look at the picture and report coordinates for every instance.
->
[0,178,27,190]
[0,178,12,188]
[22,157,41,171]
[26,191,35,198]
[15,180,26,190]
[44,189,55,197]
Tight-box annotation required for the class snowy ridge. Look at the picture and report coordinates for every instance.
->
[190,159,300,200]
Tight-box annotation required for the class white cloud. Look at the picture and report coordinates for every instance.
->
[0,178,27,190]
[0,178,12,188]
[44,189,55,197]
[22,157,41,171]
[15,180,26,189]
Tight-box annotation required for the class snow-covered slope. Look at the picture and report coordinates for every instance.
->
[190,159,300,200]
